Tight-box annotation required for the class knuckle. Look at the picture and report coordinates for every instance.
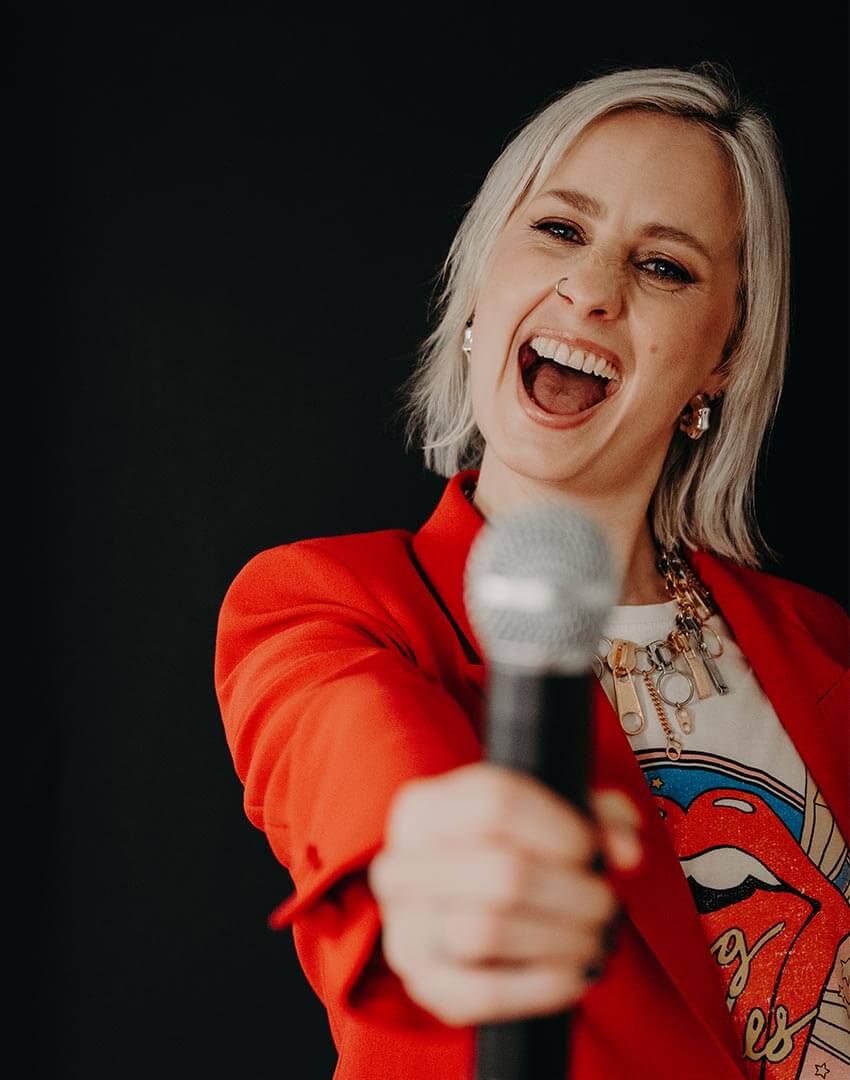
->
[543,965,585,1009]
[571,818,599,864]
[524,965,578,1013]
[454,911,503,959]
[477,769,518,826]
[589,879,619,923]
[491,850,529,909]
[578,932,604,966]
[543,964,575,1000]
[386,780,426,840]
[367,853,388,897]
[434,997,477,1027]
[372,851,407,900]
[399,969,440,1014]
[381,917,413,978]
[474,977,508,1021]
[407,973,475,1027]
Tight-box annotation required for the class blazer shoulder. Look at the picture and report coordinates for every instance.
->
[712,555,849,663]
[726,559,847,616]
[219,527,418,619]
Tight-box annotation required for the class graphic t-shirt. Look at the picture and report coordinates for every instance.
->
[596,598,850,1080]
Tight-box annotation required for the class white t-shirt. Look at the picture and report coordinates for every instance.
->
[596,599,850,1080]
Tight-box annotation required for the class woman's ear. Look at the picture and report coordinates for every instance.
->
[705,360,730,402]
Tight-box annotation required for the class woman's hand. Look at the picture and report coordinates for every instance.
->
[367,761,644,1027]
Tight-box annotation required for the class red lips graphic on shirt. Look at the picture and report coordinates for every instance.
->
[657,787,848,1079]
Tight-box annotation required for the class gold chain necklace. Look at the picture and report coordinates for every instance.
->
[594,543,729,761]
[461,478,729,761]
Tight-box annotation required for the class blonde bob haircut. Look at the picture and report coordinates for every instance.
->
[398,61,790,569]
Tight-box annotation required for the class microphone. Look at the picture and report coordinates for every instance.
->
[463,498,621,1080]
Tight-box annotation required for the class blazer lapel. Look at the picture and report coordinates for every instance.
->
[688,548,849,840]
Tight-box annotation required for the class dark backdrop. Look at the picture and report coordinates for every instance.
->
[31,9,849,1079]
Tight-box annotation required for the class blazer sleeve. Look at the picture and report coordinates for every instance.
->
[213,538,482,1032]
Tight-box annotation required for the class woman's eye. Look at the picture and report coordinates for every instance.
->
[533,220,582,243]
[531,221,694,286]
[640,257,693,285]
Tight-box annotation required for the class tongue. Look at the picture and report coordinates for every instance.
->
[526,358,608,415]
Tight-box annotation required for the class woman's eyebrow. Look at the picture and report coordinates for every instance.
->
[535,186,714,262]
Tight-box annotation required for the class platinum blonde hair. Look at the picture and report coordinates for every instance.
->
[397,61,789,568]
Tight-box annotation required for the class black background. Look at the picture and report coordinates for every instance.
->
[29,8,849,1079]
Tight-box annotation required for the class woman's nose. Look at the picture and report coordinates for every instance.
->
[556,256,624,320]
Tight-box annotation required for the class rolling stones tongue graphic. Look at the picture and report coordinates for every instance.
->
[658,787,848,1079]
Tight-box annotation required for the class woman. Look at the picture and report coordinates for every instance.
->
[214,62,849,1080]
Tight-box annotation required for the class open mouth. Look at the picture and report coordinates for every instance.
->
[519,339,621,417]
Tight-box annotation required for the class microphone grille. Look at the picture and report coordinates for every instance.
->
[464,500,621,672]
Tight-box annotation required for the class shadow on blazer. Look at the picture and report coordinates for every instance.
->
[214,468,849,1080]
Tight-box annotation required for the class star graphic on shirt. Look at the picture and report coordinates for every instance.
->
[814,1063,830,1077]
[649,775,664,790]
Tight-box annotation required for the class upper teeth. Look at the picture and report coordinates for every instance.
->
[529,336,620,382]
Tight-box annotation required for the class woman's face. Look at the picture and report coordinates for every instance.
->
[468,109,741,499]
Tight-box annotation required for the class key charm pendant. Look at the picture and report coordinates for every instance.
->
[608,639,646,737]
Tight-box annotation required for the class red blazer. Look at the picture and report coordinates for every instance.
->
[213,468,849,1080]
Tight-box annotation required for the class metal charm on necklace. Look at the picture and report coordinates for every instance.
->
[679,614,729,695]
[668,627,714,700]
[607,638,646,737]
[595,541,729,763]
[646,640,696,735]
[635,645,683,761]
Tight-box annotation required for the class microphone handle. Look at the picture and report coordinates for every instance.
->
[475,665,592,1080]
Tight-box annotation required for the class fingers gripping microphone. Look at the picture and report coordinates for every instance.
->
[463,499,621,1080]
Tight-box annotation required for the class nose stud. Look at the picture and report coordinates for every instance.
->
[556,276,570,297]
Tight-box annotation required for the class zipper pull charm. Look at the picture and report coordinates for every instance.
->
[607,639,646,737]
[670,628,714,700]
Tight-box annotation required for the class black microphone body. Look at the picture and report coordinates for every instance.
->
[463,499,620,1080]
[475,665,592,1080]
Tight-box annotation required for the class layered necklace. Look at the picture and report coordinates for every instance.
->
[462,478,730,762]
[593,543,729,761]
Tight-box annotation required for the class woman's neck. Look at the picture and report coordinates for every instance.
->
[470,466,672,607]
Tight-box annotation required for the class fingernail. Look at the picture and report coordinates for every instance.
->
[625,800,642,829]
[613,829,643,870]
[608,792,642,829]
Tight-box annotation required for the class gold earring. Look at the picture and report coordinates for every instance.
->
[679,393,714,439]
